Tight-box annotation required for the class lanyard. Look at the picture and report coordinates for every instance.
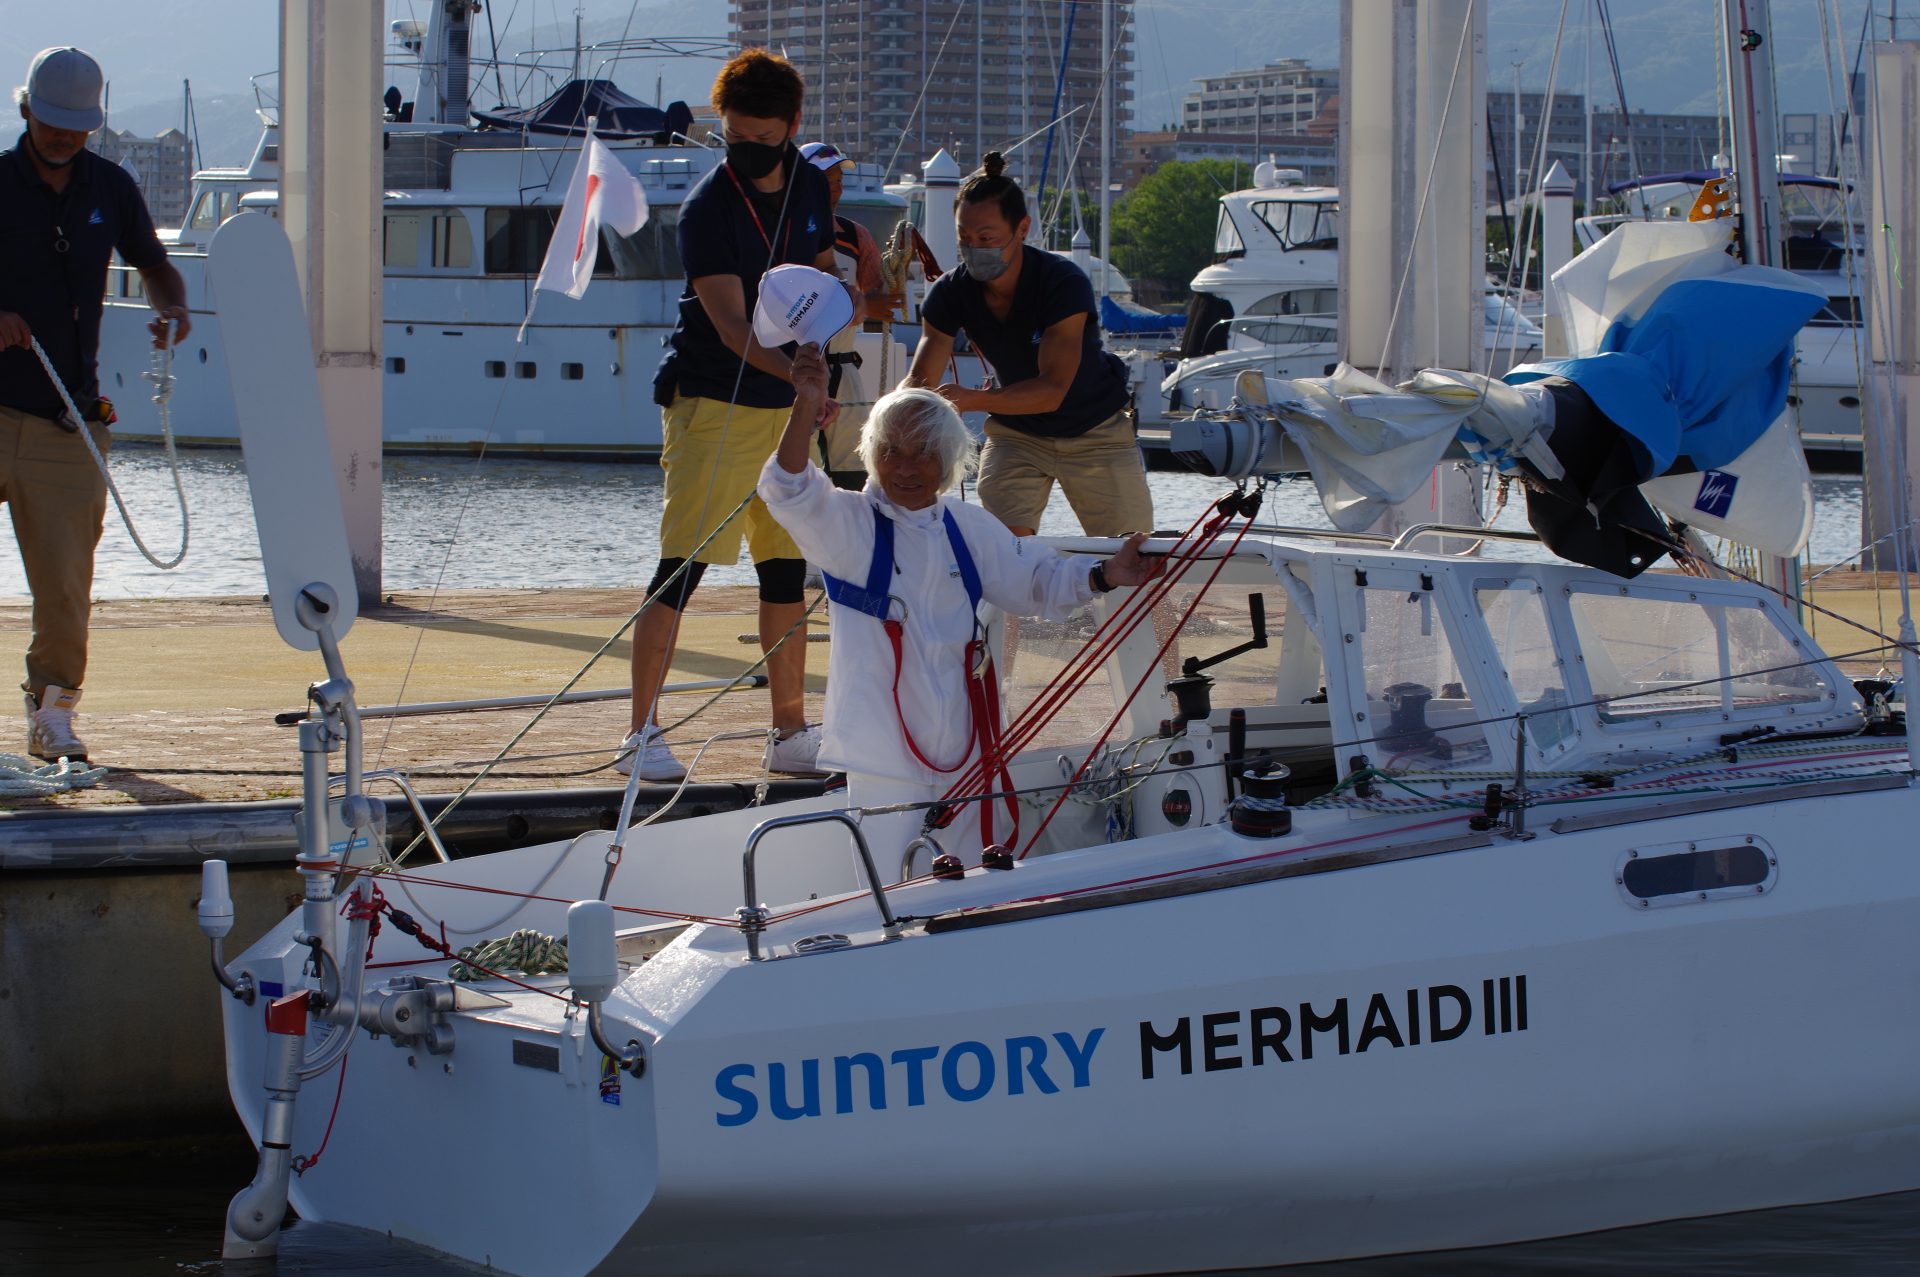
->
[722,163,794,263]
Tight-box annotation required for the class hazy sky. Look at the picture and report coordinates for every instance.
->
[0,0,1896,133]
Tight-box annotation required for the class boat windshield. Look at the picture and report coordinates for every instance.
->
[1566,587,1832,724]
[1212,205,1246,261]
[1250,200,1338,252]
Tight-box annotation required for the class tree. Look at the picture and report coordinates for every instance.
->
[1109,159,1252,299]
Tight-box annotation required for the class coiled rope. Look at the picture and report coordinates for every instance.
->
[28,329,189,569]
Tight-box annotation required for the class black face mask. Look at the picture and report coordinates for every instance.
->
[727,137,789,181]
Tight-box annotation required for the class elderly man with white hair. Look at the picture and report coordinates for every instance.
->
[759,343,1163,865]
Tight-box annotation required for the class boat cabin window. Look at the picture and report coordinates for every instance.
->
[1353,582,1486,768]
[384,211,422,267]
[1211,205,1245,262]
[1621,843,1771,901]
[430,212,472,268]
[484,207,614,278]
[1566,588,1831,726]
[1250,200,1338,252]
[1247,287,1337,318]
[840,203,903,250]
[1475,581,1576,755]
[1809,294,1859,327]
[606,206,682,280]
[188,189,237,232]
[1228,317,1334,348]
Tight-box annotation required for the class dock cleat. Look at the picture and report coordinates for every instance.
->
[25,685,88,762]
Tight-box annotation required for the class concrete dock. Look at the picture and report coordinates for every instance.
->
[0,584,826,809]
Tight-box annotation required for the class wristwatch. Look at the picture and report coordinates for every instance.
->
[1089,561,1113,594]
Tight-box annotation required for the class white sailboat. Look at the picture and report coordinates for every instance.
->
[197,201,1920,1273]
[193,5,1920,1272]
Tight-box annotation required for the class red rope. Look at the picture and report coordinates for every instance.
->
[291,1053,348,1177]
[932,493,1243,827]
[1019,508,1262,857]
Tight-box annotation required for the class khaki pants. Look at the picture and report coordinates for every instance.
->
[0,405,109,694]
[976,407,1154,536]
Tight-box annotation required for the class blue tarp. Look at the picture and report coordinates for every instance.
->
[1505,274,1825,476]
[1098,295,1183,336]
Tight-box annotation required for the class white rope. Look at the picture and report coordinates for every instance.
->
[0,751,107,796]
[28,326,190,570]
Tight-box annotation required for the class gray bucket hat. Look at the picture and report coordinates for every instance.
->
[24,47,105,133]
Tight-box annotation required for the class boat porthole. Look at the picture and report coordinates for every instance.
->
[1840,396,1860,408]
[114,372,123,387]
[198,348,208,363]
[1617,839,1774,909]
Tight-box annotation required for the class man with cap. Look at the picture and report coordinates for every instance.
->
[799,140,900,489]
[0,47,189,763]
[624,48,859,783]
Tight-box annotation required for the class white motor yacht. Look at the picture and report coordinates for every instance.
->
[1137,167,1542,423]
[96,22,911,458]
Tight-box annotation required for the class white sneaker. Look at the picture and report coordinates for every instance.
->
[614,726,686,782]
[26,685,88,762]
[762,724,826,777]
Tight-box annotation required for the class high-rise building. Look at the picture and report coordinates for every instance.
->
[91,127,194,228]
[1179,58,1337,138]
[729,1,1134,190]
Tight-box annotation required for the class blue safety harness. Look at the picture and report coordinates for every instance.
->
[821,504,1015,849]
[821,504,982,621]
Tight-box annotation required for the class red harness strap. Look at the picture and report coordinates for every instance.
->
[884,619,1019,849]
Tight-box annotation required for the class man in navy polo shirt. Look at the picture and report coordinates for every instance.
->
[622,49,856,782]
[0,47,189,763]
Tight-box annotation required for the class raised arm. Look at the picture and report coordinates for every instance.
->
[775,344,830,474]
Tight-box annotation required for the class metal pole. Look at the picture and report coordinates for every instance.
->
[1584,0,1594,205]
[1099,0,1112,299]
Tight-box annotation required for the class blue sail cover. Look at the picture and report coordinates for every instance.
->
[1098,295,1184,336]
[472,79,687,140]
[1504,274,1825,477]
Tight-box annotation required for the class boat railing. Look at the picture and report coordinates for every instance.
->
[328,769,451,864]
[739,810,901,961]
[1390,523,1544,552]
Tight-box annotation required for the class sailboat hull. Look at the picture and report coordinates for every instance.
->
[222,781,1920,1276]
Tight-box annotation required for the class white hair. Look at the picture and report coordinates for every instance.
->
[858,387,978,494]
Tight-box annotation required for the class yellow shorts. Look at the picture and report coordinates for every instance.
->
[658,395,799,564]
[976,407,1154,536]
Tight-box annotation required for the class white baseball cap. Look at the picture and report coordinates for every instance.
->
[800,142,849,172]
[24,48,104,133]
[752,264,855,349]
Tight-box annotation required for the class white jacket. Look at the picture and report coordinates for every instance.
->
[758,457,1097,785]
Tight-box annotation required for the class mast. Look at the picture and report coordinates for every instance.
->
[1720,0,1797,604]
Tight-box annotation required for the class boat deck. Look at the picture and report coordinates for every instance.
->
[0,584,825,810]
[0,571,1907,813]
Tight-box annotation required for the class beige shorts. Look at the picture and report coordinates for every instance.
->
[658,395,799,565]
[975,407,1154,536]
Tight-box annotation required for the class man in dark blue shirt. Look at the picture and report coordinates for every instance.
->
[0,47,189,762]
[623,49,855,783]
[906,153,1150,539]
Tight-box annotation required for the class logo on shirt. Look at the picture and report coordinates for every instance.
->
[1030,330,1042,345]
[806,216,818,234]
[88,208,102,225]
[1694,470,1737,519]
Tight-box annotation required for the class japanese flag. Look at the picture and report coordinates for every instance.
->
[535,119,648,300]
